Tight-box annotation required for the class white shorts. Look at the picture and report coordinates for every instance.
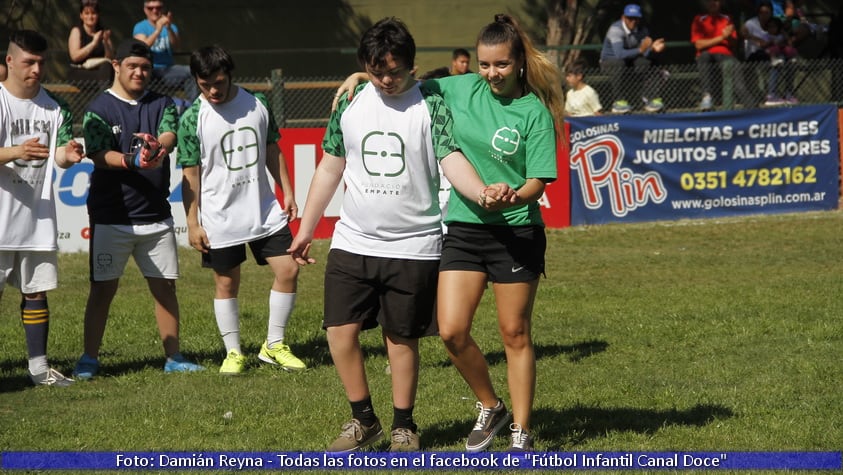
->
[0,250,58,294]
[90,219,179,282]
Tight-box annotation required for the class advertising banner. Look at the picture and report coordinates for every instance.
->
[567,105,840,225]
[54,128,568,252]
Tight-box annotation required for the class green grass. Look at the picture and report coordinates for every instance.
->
[1,211,842,473]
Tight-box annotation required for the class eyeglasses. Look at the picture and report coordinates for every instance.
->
[145,4,163,11]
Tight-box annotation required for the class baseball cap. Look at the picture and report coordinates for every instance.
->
[115,39,153,61]
[624,4,643,17]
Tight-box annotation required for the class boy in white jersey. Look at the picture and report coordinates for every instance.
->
[178,45,305,375]
[288,17,511,452]
[0,30,84,386]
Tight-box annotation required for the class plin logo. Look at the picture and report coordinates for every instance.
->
[221,127,260,171]
[570,135,667,217]
[361,131,406,177]
[492,127,521,156]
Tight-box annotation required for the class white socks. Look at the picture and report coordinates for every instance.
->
[267,291,296,347]
[214,298,241,353]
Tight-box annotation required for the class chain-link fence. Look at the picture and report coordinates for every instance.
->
[578,57,843,114]
[46,57,843,136]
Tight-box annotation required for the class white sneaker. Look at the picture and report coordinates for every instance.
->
[31,367,74,387]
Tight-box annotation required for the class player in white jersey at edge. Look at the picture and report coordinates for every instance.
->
[0,30,85,387]
[178,45,305,375]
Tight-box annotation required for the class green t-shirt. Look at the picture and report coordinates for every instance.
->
[422,74,557,226]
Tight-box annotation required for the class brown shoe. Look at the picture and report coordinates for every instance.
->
[389,427,420,451]
[327,418,383,452]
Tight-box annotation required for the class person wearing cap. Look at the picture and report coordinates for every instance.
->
[72,38,204,381]
[0,30,85,387]
[600,3,667,113]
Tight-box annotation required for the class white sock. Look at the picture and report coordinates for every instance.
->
[214,298,241,353]
[28,355,48,375]
[267,291,296,347]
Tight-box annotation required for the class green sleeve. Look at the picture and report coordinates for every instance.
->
[159,102,179,136]
[82,111,115,155]
[176,101,202,167]
[45,90,74,146]
[422,91,460,161]
[321,83,365,157]
[253,91,280,144]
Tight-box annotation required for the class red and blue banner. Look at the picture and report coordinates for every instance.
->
[567,105,840,225]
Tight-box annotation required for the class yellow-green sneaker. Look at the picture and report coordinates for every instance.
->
[219,350,246,375]
[258,341,306,371]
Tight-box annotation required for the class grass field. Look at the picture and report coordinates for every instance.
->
[1,211,842,474]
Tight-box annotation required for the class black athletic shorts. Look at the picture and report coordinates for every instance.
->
[202,226,293,272]
[439,223,546,283]
[323,249,439,338]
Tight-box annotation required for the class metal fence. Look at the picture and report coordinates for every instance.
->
[46,57,843,136]
[580,57,843,114]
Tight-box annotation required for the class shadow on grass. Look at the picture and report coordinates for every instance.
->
[536,404,736,449]
[423,403,733,449]
[431,339,609,368]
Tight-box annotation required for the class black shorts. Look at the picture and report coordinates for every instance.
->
[323,249,439,339]
[439,223,546,283]
[202,227,293,272]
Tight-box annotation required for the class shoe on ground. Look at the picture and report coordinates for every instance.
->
[784,95,799,105]
[465,399,511,452]
[611,100,632,114]
[31,367,74,387]
[508,423,534,451]
[219,349,247,375]
[164,353,205,373]
[258,341,306,371]
[644,97,664,112]
[327,418,384,452]
[771,57,784,67]
[389,427,420,451]
[72,353,99,380]
[764,94,786,107]
[699,93,713,111]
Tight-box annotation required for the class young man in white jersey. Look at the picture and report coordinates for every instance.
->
[178,45,305,375]
[0,30,84,386]
[72,39,204,380]
[288,17,511,452]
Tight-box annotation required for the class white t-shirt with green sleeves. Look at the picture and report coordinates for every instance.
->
[177,87,287,248]
[322,81,459,260]
[422,74,557,226]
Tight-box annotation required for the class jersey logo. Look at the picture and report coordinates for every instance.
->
[221,127,259,171]
[361,131,406,177]
[491,127,521,156]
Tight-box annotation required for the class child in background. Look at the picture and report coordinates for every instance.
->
[564,59,602,116]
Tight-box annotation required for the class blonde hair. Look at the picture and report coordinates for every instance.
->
[477,14,565,137]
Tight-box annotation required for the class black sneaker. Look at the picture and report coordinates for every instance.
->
[465,400,510,452]
[327,418,383,452]
[508,423,533,451]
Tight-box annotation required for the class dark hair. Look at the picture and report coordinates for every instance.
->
[189,45,235,79]
[566,58,588,76]
[452,48,470,59]
[9,30,48,55]
[357,17,415,70]
[79,0,104,31]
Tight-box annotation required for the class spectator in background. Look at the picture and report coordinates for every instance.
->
[133,0,196,100]
[742,0,775,61]
[599,3,666,113]
[67,0,113,81]
[72,39,204,381]
[691,0,753,110]
[0,30,85,387]
[0,63,6,82]
[564,59,602,116]
[419,48,471,79]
